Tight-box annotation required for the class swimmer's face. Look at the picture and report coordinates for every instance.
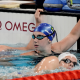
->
[32,32,50,51]
[59,56,77,69]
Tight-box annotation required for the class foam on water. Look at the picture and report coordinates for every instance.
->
[0,65,80,79]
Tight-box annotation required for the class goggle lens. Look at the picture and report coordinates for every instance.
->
[32,35,35,39]
[32,34,46,40]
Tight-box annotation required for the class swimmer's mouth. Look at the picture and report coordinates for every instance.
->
[68,67,72,69]
[34,45,39,48]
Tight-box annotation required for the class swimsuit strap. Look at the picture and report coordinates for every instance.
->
[35,50,52,57]
[51,50,60,56]
[34,50,60,57]
[34,50,46,57]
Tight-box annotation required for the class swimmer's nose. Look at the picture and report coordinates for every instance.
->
[34,38,38,43]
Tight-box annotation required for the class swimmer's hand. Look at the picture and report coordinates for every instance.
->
[0,45,12,51]
[35,9,43,27]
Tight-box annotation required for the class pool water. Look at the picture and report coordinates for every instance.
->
[0,44,80,79]
[0,49,41,79]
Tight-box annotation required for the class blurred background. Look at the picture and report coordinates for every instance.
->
[0,0,45,9]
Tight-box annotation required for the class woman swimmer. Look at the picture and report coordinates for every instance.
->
[58,52,78,69]
[5,52,78,79]
[0,9,80,55]
[34,52,78,72]
[2,52,77,79]
[20,9,80,56]
[20,23,57,57]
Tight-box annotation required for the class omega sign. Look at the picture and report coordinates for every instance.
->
[0,21,35,32]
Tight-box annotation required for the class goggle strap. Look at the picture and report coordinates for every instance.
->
[46,30,58,42]
[55,31,58,42]
[46,31,55,37]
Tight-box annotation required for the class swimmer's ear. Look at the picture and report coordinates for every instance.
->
[48,39,52,44]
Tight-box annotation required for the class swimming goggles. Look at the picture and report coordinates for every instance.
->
[32,34,47,40]
[32,31,56,40]
[61,58,78,67]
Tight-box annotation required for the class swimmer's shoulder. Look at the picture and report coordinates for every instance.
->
[35,56,59,72]
[51,42,62,53]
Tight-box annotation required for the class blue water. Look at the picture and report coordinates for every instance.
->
[0,43,80,79]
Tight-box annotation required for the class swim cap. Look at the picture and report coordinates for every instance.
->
[34,23,56,41]
[58,52,77,61]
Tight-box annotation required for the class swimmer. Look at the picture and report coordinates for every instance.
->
[0,9,80,55]
[20,9,80,56]
[34,52,78,72]
[21,22,57,57]
[58,52,78,69]
[0,52,78,79]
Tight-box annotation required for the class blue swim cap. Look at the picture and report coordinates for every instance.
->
[34,23,56,41]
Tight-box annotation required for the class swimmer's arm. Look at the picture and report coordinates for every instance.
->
[34,9,43,27]
[0,45,30,51]
[58,34,78,52]
[0,38,36,51]
[52,19,80,52]
[20,51,34,56]
[34,56,59,73]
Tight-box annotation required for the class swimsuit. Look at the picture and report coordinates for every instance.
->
[34,50,60,56]
[33,50,60,65]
